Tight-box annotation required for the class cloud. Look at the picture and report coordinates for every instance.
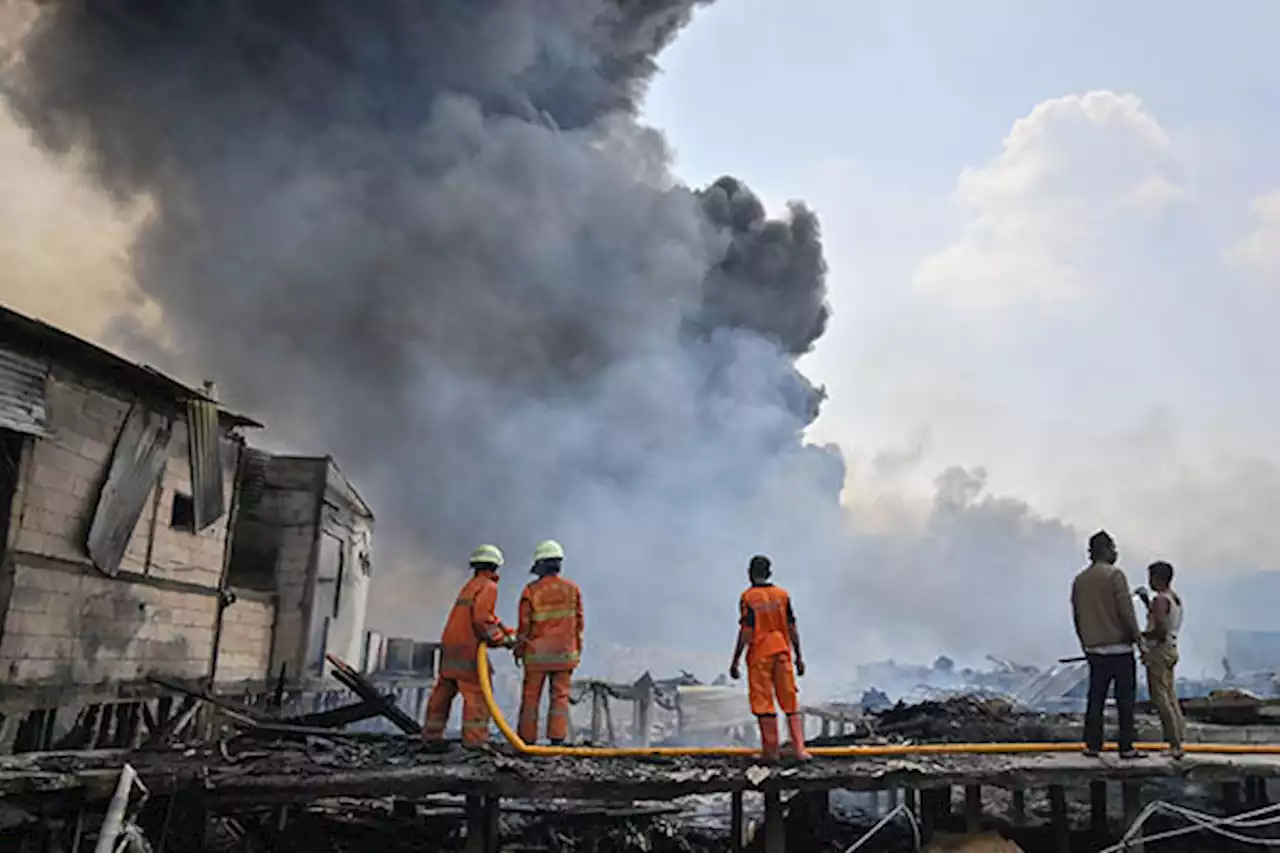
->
[914,91,1186,309]
[1225,188,1280,286]
[0,103,159,343]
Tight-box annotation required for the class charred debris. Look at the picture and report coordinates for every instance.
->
[3,654,1280,852]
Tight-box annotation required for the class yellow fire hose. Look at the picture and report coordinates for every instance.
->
[475,646,1280,757]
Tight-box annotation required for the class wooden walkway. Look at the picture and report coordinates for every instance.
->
[2,742,1279,804]
[2,743,1279,852]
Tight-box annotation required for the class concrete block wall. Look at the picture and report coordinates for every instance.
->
[0,369,244,688]
[15,374,133,566]
[146,419,237,589]
[0,562,216,685]
[214,595,275,683]
[268,490,321,677]
[13,372,234,586]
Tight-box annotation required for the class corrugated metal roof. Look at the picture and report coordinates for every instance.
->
[187,399,226,531]
[0,346,49,435]
[0,303,260,428]
[87,404,175,576]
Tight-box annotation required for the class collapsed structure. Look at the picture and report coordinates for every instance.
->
[0,305,401,752]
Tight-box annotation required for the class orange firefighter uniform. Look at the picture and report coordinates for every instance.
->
[516,573,584,743]
[737,580,809,760]
[740,584,799,717]
[422,565,515,745]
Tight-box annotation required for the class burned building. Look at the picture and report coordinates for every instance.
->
[0,305,379,749]
[225,453,374,683]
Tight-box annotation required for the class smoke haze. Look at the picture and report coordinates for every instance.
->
[1,0,853,657]
[6,1,1265,683]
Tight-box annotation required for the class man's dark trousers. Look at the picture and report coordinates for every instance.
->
[1084,652,1136,753]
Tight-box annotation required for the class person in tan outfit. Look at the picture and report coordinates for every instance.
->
[1071,530,1143,758]
[1138,561,1185,759]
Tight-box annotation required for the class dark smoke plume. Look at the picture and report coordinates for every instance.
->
[4,0,845,654]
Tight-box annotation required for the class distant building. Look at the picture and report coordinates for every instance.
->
[1225,630,1280,674]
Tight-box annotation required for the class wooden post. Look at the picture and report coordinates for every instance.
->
[764,791,785,853]
[484,797,500,853]
[1122,782,1143,853]
[810,790,830,835]
[1011,788,1026,824]
[730,791,744,853]
[1223,781,1242,815]
[590,687,604,744]
[464,795,499,853]
[1091,780,1108,840]
[114,704,132,748]
[965,784,982,833]
[63,802,86,852]
[1245,777,1266,808]
[171,793,208,853]
[635,686,652,747]
[920,788,939,842]
[1049,785,1069,853]
[821,718,831,738]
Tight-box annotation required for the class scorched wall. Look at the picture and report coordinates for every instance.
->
[0,367,266,703]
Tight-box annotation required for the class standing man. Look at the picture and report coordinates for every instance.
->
[1071,530,1144,758]
[730,555,811,761]
[422,544,518,747]
[1138,561,1185,759]
[516,540,584,745]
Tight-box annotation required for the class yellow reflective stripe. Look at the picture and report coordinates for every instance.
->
[454,597,474,607]
[525,651,581,664]
[462,720,489,730]
[531,609,577,622]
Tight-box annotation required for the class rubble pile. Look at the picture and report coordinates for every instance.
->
[200,800,729,852]
[867,696,1071,744]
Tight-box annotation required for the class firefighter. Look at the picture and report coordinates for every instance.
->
[422,544,517,747]
[729,555,810,761]
[515,539,584,745]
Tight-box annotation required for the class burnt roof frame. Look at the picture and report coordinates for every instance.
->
[0,304,261,429]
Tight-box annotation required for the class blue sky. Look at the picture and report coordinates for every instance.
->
[640,0,1280,602]
[646,0,1280,194]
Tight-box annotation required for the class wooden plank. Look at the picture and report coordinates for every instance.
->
[326,656,421,735]
[142,696,200,749]
[282,698,384,729]
[8,747,1280,809]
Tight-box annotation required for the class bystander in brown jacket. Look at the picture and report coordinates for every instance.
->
[1071,530,1144,758]
[1138,561,1185,759]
